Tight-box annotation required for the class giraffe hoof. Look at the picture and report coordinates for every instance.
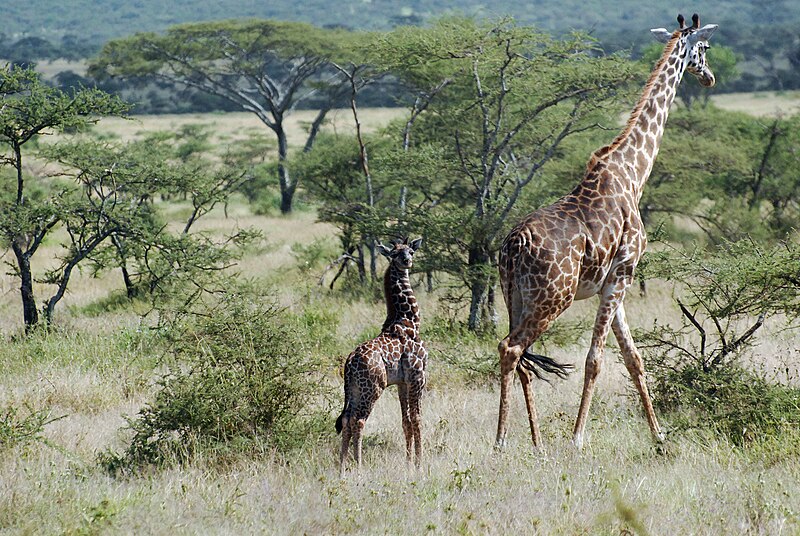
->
[572,434,584,451]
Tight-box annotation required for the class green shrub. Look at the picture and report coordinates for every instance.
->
[0,405,64,451]
[103,289,333,471]
[649,362,800,445]
[640,240,800,446]
[291,238,340,273]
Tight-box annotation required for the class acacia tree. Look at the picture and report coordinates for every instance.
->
[0,65,128,329]
[41,137,253,314]
[639,107,800,246]
[364,19,640,330]
[638,239,800,443]
[91,20,361,213]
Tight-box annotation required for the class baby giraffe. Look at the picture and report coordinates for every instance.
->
[336,237,427,475]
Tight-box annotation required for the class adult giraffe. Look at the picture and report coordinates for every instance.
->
[496,14,718,450]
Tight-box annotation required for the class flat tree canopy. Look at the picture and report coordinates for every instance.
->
[91,20,366,213]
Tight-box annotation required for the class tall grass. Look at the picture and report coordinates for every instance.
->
[2,104,800,533]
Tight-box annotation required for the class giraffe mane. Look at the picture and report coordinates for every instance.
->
[586,31,682,170]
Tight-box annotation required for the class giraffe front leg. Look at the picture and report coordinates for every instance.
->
[397,383,413,462]
[612,304,665,443]
[408,380,423,467]
[573,282,622,450]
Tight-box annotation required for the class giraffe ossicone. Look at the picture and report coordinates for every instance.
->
[336,237,428,475]
[496,14,718,450]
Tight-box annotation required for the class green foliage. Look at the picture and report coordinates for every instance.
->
[92,19,367,212]
[644,106,800,244]
[648,361,800,446]
[291,237,341,273]
[101,287,333,471]
[640,240,800,445]
[39,134,258,323]
[0,405,64,451]
[92,20,356,79]
[643,240,800,322]
[310,17,640,329]
[0,66,129,137]
[0,65,130,329]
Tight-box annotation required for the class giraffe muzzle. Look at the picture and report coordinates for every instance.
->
[699,71,716,87]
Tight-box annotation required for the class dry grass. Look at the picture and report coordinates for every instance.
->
[711,90,800,117]
[2,349,799,534]
[93,108,407,148]
[3,97,800,534]
[2,205,799,534]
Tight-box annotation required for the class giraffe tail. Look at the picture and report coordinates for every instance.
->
[337,355,355,434]
[335,411,344,434]
[518,350,574,382]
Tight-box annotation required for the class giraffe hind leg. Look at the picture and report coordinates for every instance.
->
[497,293,575,449]
[408,379,423,466]
[516,366,542,447]
[497,322,560,449]
[496,335,525,448]
[398,383,413,461]
[349,386,382,473]
[339,416,352,477]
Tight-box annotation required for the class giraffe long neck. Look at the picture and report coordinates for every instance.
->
[599,35,687,198]
[381,264,420,335]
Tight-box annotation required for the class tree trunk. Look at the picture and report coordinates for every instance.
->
[11,243,39,330]
[14,142,24,206]
[276,127,294,214]
[121,263,137,299]
[112,236,138,299]
[468,278,488,332]
[303,108,329,153]
[486,282,498,329]
[368,239,378,281]
[279,182,294,215]
[355,244,366,283]
[467,246,492,332]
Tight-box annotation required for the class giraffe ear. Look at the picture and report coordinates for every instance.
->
[409,238,423,252]
[377,243,393,257]
[694,24,718,41]
[650,28,672,43]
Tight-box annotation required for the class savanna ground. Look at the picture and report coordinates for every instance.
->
[2,96,800,535]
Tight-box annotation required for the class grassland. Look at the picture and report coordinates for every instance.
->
[710,90,800,117]
[2,98,800,534]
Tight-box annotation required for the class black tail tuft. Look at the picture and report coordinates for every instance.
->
[335,412,344,434]
[518,350,574,382]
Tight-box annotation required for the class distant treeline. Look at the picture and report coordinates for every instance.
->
[3,9,799,114]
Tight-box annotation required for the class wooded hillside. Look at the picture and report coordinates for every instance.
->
[4,1,800,98]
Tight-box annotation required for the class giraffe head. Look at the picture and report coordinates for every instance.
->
[651,13,718,87]
[378,237,423,270]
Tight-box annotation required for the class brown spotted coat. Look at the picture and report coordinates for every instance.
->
[337,238,427,474]
[496,14,718,450]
